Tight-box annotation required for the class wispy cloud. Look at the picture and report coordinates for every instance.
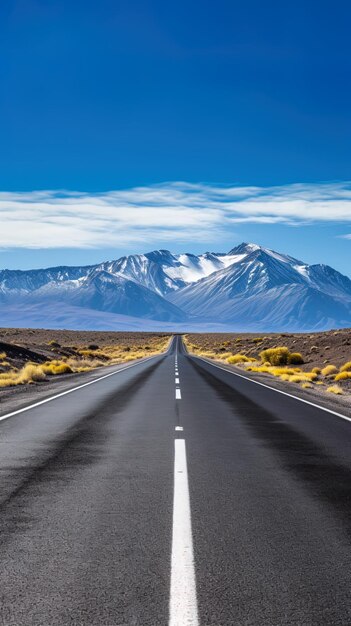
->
[1,181,351,249]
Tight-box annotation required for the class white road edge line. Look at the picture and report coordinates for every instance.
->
[175,388,182,400]
[196,356,351,424]
[169,439,198,626]
[0,353,163,424]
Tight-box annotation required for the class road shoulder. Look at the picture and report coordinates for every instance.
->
[0,355,161,419]
[195,355,351,419]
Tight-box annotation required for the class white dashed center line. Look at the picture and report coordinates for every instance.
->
[169,439,198,626]
[174,345,181,398]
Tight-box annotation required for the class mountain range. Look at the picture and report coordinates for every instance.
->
[1,243,350,331]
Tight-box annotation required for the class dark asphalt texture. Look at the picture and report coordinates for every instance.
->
[0,335,351,625]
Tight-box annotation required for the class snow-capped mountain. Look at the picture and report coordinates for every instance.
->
[24,269,186,322]
[100,249,241,295]
[0,243,350,330]
[0,265,93,298]
[0,249,240,299]
[169,243,351,330]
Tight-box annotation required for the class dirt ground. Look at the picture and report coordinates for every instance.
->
[185,329,351,368]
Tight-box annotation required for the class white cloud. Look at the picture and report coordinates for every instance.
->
[1,181,351,249]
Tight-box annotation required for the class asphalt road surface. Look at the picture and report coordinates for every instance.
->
[0,335,351,625]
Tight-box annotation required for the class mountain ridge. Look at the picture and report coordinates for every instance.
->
[1,243,350,331]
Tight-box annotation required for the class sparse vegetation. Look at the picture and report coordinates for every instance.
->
[259,347,290,365]
[0,332,171,389]
[321,365,338,377]
[41,361,73,375]
[335,371,351,382]
[0,363,46,387]
[288,373,318,383]
[327,385,343,395]
[227,354,256,364]
[78,349,109,360]
[257,347,304,366]
[184,331,351,400]
[340,361,351,372]
[288,352,304,365]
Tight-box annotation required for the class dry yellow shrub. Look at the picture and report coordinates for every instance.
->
[227,354,255,364]
[41,361,73,375]
[288,352,304,365]
[327,385,343,395]
[334,371,351,382]
[321,365,338,376]
[260,347,290,365]
[340,361,351,372]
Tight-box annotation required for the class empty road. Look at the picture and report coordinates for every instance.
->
[0,335,351,625]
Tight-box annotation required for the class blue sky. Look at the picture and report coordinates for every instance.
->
[0,0,350,274]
